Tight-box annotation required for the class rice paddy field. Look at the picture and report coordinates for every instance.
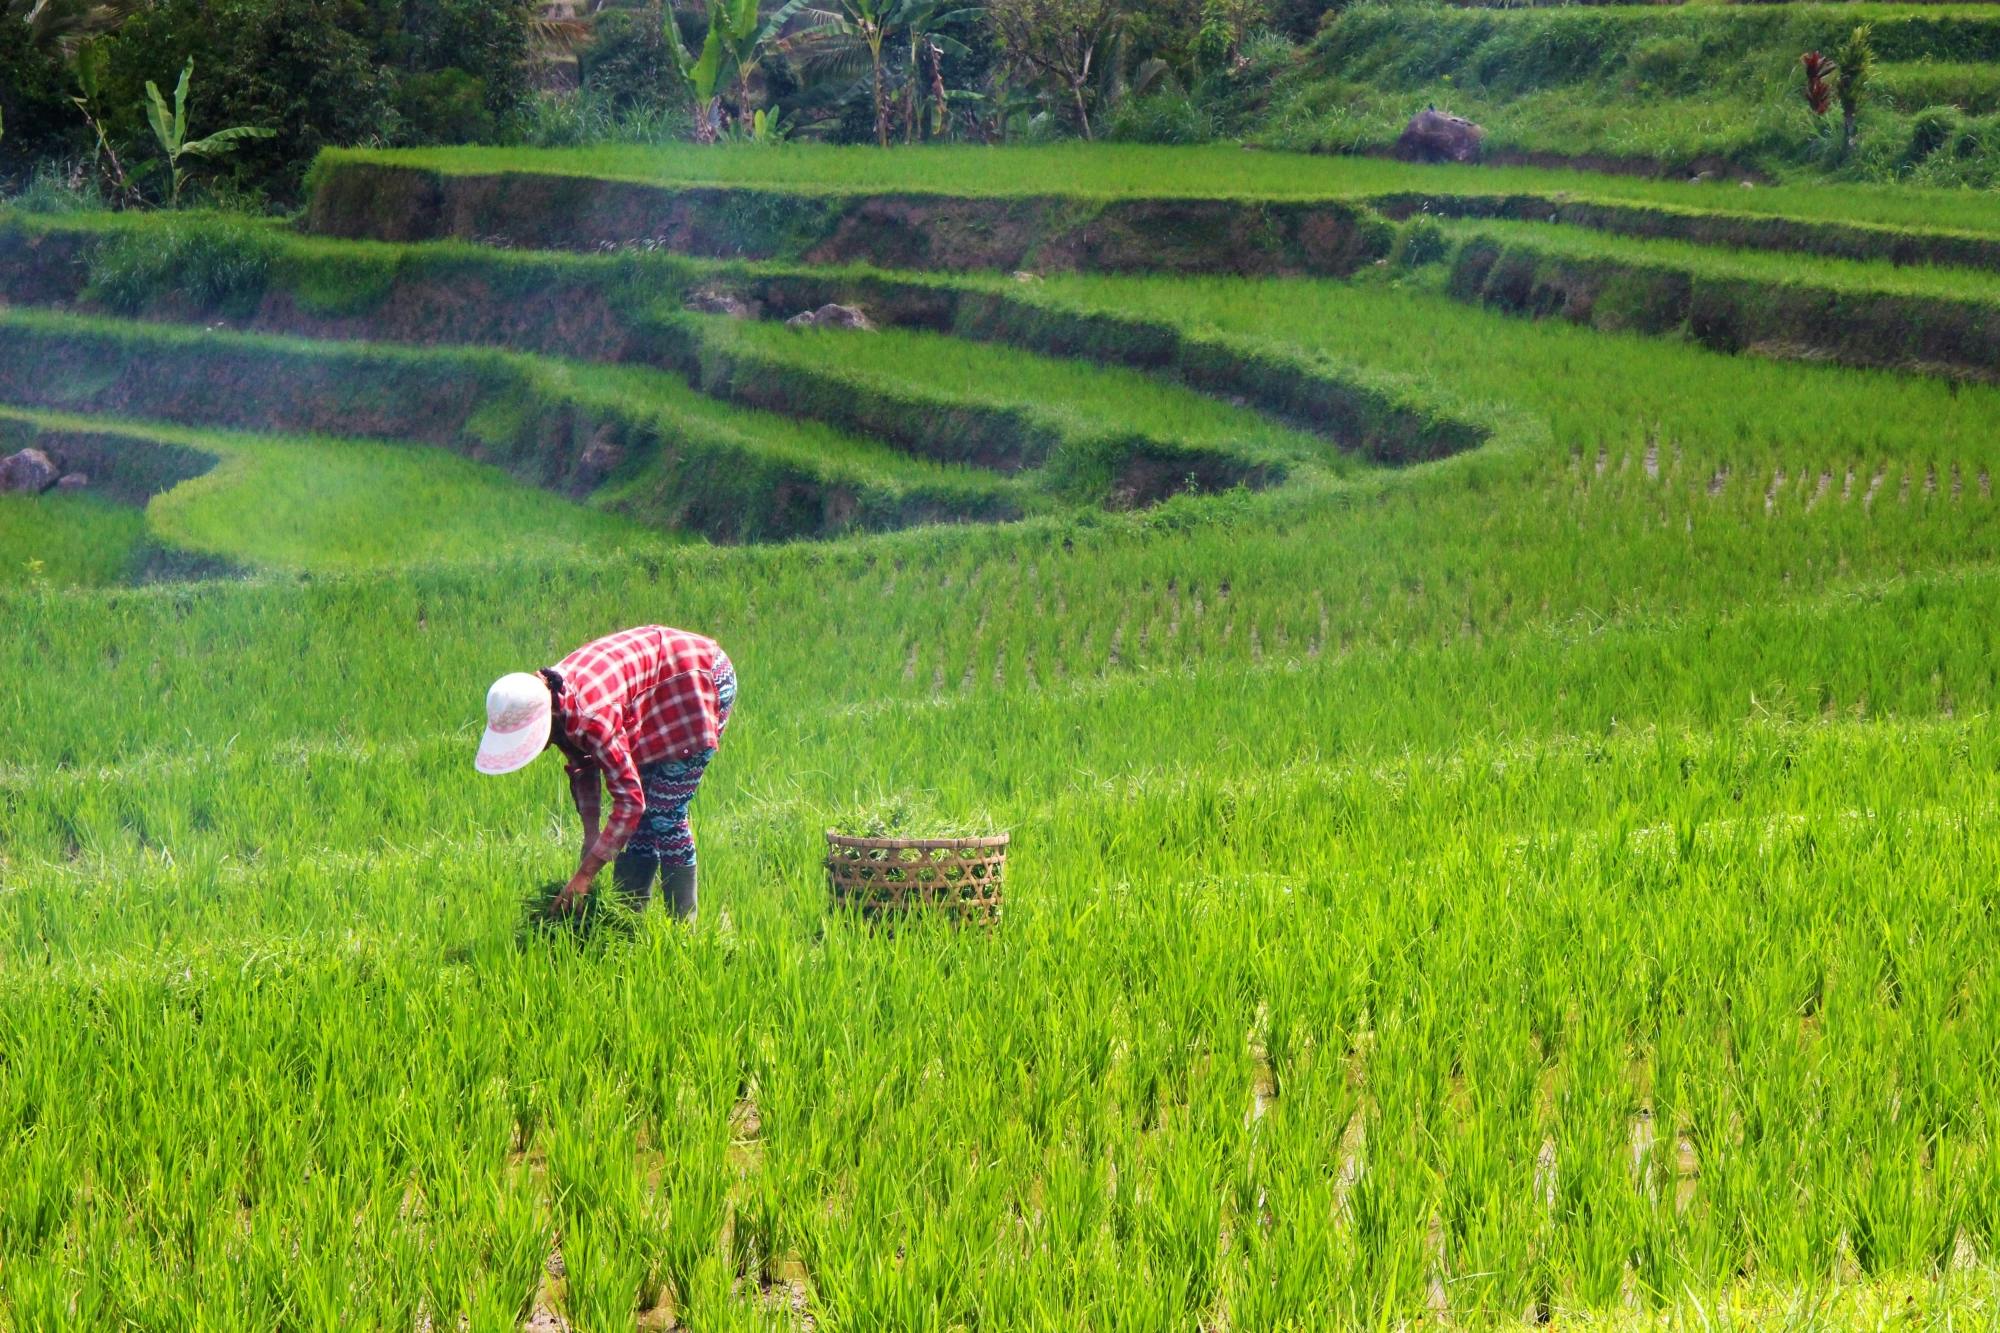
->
[314,139,2000,232]
[4,144,2000,1329]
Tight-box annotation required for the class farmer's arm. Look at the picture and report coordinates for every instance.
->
[566,761,602,858]
[553,733,643,910]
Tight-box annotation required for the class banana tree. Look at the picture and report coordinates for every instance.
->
[143,58,274,206]
[896,0,975,142]
[668,0,813,142]
[667,9,726,142]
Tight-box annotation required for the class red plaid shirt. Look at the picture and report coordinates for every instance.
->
[552,626,730,860]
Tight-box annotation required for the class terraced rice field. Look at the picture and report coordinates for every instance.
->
[3,145,1999,1328]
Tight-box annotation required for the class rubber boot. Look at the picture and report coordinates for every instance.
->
[613,847,659,911]
[663,863,698,921]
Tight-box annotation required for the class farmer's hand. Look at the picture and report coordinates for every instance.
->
[549,876,590,916]
[550,853,608,916]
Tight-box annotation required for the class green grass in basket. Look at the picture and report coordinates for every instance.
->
[829,794,1005,841]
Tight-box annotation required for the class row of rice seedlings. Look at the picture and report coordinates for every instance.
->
[6,456,1999,889]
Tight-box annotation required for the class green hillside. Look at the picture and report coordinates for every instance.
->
[1266,2,2000,185]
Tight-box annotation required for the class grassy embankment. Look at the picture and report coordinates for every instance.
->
[307,139,2000,238]
[0,304,1025,545]
[0,209,1403,552]
[1427,217,2000,376]
[305,140,2000,227]
[0,406,670,582]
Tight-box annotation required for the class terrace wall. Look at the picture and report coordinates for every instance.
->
[1449,235,2000,379]
[302,161,1396,278]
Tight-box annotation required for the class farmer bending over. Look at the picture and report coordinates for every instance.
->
[476,626,736,919]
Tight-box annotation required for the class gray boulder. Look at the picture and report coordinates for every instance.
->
[0,448,59,495]
[575,427,623,490]
[1393,109,1486,165]
[56,472,90,492]
[685,289,756,319]
[786,303,876,332]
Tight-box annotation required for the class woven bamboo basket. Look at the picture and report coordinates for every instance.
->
[825,831,1008,926]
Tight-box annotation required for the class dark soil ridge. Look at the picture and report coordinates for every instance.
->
[731,269,1486,466]
[1448,235,2000,381]
[303,160,1396,277]
[1372,191,2000,273]
[637,314,1288,505]
[304,158,2000,278]
[0,221,1479,470]
[0,313,1021,543]
[1355,144,1770,186]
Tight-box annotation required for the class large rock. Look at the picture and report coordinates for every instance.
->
[786,303,876,332]
[1394,109,1486,165]
[685,288,757,319]
[0,448,60,495]
[574,427,623,491]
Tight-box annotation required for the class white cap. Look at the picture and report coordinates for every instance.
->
[475,672,553,775]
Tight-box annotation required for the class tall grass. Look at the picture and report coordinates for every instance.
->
[0,492,145,587]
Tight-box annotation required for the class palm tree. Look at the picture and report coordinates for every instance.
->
[528,0,591,89]
[780,0,905,147]
[8,0,142,202]
[9,0,139,58]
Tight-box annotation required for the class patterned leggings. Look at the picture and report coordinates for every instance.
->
[627,661,735,867]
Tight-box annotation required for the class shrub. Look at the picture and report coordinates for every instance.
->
[375,0,536,126]
[578,6,676,111]
[84,218,280,317]
[1905,105,1962,163]
[0,35,78,170]
[1392,214,1449,269]
[1107,92,1218,144]
[1903,111,2000,187]
[1625,36,1700,96]
[1953,111,1996,159]
[1271,0,1341,43]
[514,91,684,148]
[34,0,538,203]
[395,68,497,144]
[100,0,388,204]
